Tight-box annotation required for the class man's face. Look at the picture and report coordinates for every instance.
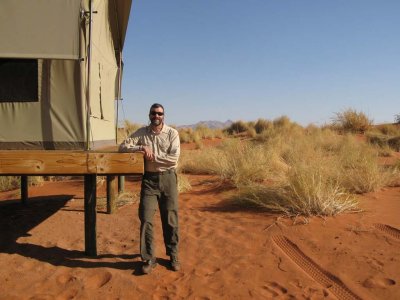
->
[149,107,164,126]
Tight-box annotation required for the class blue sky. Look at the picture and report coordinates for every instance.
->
[120,0,400,126]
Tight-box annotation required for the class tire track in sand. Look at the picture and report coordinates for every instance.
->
[272,235,362,300]
[373,223,400,240]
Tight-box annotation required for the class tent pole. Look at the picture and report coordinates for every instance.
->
[86,0,94,151]
[116,51,122,144]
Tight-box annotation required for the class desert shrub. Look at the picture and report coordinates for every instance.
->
[180,139,279,186]
[123,120,142,136]
[225,120,249,135]
[118,120,142,142]
[192,132,203,149]
[273,115,292,129]
[331,109,372,134]
[179,147,223,175]
[366,134,389,148]
[213,129,225,139]
[177,173,192,193]
[179,129,192,143]
[178,128,195,143]
[388,136,400,151]
[179,126,225,143]
[195,125,214,139]
[247,127,257,138]
[304,124,320,135]
[366,134,400,154]
[384,164,400,187]
[336,136,391,193]
[247,121,256,129]
[231,167,357,217]
[0,176,45,192]
[254,118,273,134]
[29,176,45,187]
[376,124,400,136]
[0,176,20,192]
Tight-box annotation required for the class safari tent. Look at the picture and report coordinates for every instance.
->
[0,0,132,150]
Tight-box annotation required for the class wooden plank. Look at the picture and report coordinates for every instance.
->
[0,151,143,175]
[84,174,97,256]
[106,175,117,214]
[20,175,28,204]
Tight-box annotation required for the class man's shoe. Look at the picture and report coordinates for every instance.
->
[170,255,181,271]
[142,259,157,274]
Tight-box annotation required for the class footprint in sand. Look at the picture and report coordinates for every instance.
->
[363,277,396,289]
[29,294,54,300]
[56,273,78,285]
[261,281,288,297]
[85,271,112,289]
[56,288,79,300]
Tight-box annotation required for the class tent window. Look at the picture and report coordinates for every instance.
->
[0,59,38,102]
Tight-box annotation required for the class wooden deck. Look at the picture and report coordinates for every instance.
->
[0,151,144,256]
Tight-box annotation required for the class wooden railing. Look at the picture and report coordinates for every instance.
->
[0,151,144,256]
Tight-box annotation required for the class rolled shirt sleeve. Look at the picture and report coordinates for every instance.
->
[118,128,145,152]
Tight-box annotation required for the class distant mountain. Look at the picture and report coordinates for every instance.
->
[178,120,233,129]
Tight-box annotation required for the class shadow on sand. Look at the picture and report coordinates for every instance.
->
[0,195,141,272]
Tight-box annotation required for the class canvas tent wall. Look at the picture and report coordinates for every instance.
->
[0,0,132,150]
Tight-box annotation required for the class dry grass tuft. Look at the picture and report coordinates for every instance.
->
[337,136,393,193]
[332,108,372,134]
[117,120,143,142]
[177,173,192,193]
[225,120,249,134]
[0,176,45,192]
[179,126,226,144]
[0,176,20,192]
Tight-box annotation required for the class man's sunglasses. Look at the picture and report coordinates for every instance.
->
[150,111,164,116]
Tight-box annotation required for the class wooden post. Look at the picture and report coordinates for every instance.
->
[118,175,125,193]
[21,175,28,204]
[106,175,117,214]
[84,174,97,256]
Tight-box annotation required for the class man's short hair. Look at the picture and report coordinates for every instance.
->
[149,103,164,114]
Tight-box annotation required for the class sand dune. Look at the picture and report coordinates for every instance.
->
[0,174,399,300]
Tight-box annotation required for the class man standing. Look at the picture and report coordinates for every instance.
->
[119,103,181,274]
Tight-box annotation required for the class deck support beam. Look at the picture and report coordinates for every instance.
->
[106,175,117,214]
[118,175,125,193]
[21,175,28,205]
[84,174,97,256]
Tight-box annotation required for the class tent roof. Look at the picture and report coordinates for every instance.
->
[111,0,133,51]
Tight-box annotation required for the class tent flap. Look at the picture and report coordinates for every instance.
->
[0,0,81,59]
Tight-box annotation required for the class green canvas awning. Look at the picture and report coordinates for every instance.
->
[0,0,81,59]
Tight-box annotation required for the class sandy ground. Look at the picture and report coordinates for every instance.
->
[0,143,399,299]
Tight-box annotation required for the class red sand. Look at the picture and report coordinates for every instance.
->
[0,148,399,299]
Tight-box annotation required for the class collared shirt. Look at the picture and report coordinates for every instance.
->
[119,124,180,172]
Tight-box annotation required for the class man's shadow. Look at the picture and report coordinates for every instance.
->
[0,195,141,273]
